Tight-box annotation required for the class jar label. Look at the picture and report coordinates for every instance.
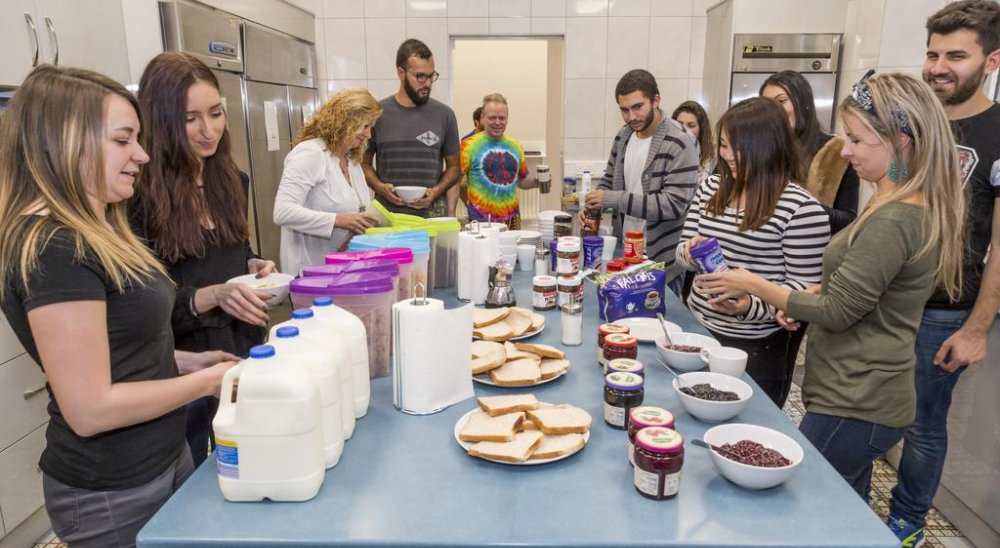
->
[627,439,635,465]
[556,255,580,274]
[532,289,556,309]
[604,401,626,427]
[597,347,606,366]
[634,468,681,498]
[557,289,582,307]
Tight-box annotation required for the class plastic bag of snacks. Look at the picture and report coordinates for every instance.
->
[593,263,667,322]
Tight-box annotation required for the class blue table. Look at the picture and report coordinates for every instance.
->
[139,271,898,547]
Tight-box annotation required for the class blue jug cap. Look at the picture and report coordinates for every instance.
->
[249,345,275,359]
[275,326,299,338]
[312,297,334,307]
[291,308,315,319]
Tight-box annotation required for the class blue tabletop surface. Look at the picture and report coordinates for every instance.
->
[139,271,899,547]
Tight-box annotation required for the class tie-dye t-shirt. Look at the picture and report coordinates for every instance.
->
[460,132,529,223]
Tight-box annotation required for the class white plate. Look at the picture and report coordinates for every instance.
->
[611,317,681,343]
[472,325,544,342]
[472,366,567,387]
[453,407,589,465]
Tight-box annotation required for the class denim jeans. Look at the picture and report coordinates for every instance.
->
[800,412,906,501]
[889,307,970,528]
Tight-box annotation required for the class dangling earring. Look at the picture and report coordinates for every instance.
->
[887,159,909,182]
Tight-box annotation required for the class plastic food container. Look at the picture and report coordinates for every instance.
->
[350,232,431,299]
[427,217,461,288]
[325,248,414,303]
[302,259,400,300]
[289,273,396,377]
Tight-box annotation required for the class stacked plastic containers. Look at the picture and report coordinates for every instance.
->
[302,259,400,300]
[324,248,413,303]
[350,230,431,299]
[426,217,460,288]
[288,273,396,378]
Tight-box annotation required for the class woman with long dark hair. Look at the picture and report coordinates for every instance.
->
[675,97,830,407]
[131,52,276,466]
[671,100,716,183]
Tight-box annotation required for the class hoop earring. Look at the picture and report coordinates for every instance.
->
[887,159,909,182]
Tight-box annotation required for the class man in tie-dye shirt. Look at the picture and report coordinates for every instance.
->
[460,93,537,229]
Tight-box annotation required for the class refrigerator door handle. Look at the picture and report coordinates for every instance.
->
[24,13,39,67]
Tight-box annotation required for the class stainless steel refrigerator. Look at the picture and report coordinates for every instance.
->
[159,0,319,266]
[729,34,842,132]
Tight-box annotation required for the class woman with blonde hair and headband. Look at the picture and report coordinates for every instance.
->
[696,71,965,500]
[274,87,384,275]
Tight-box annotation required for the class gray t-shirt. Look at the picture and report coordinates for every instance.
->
[370,96,459,216]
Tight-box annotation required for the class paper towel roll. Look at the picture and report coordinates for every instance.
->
[392,298,473,414]
[457,230,476,302]
[471,234,493,305]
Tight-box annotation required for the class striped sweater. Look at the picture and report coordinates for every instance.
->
[676,176,830,339]
[596,118,700,280]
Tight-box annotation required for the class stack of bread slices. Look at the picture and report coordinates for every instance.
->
[471,341,571,386]
[473,307,545,341]
[458,394,592,463]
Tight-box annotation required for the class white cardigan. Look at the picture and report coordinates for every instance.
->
[273,138,372,276]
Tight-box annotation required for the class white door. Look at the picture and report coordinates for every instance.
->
[0,0,42,87]
[33,0,131,84]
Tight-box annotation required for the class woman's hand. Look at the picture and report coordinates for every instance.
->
[775,310,802,331]
[248,258,276,277]
[198,359,240,399]
[680,235,706,266]
[335,212,379,234]
[175,350,241,375]
[709,293,751,316]
[206,283,271,326]
[696,268,757,303]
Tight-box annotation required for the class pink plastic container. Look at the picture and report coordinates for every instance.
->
[325,248,414,302]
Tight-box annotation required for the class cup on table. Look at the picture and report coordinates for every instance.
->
[601,235,617,262]
[516,244,535,271]
[700,346,748,378]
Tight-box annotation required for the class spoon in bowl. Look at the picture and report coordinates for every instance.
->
[655,357,692,390]
[656,312,675,347]
[690,438,743,461]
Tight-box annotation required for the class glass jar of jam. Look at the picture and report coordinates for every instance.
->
[627,407,675,465]
[633,427,684,500]
[607,357,644,377]
[553,214,573,239]
[597,323,630,367]
[602,333,638,364]
[532,275,557,310]
[556,240,581,275]
[624,230,646,264]
[603,372,644,430]
[557,274,583,307]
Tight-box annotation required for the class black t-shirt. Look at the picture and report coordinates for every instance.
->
[927,103,1000,308]
[0,223,185,490]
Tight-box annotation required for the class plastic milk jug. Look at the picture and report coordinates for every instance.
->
[213,345,325,502]
[271,308,356,439]
[310,296,371,418]
[270,326,344,469]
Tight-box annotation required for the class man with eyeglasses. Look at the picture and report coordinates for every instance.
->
[363,39,460,218]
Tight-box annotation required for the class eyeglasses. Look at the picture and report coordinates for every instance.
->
[405,69,439,83]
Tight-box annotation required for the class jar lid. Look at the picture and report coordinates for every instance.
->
[629,407,675,429]
[554,214,572,222]
[532,275,557,287]
[635,427,683,453]
[558,236,580,244]
[599,322,630,336]
[607,259,627,272]
[561,302,582,315]
[605,371,643,390]
[607,358,643,374]
[557,241,581,253]
[604,333,638,348]
[557,275,582,288]
[625,230,645,238]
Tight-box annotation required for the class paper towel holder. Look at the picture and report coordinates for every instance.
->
[409,282,429,306]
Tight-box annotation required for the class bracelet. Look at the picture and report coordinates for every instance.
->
[189,295,200,317]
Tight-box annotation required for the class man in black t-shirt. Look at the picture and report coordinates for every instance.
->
[887,2,1000,545]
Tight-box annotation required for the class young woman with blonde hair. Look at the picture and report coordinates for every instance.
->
[0,65,236,547]
[274,87,383,275]
[697,72,965,500]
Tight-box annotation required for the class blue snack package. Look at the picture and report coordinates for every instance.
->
[596,264,667,322]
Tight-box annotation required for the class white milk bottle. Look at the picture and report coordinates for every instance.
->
[270,326,344,469]
[310,297,371,418]
[271,308,356,439]
[213,345,325,502]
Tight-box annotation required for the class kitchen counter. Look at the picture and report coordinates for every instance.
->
[138,271,898,547]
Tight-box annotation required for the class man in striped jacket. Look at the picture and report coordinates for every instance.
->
[584,69,700,294]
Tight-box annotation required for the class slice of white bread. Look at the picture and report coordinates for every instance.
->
[520,419,539,431]
[474,307,510,328]
[528,433,587,460]
[458,411,524,443]
[468,430,544,463]
[474,322,514,342]
[514,342,565,359]
[530,313,545,332]
[510,307,533,318]
[539,359,571,380]
[489,358,542,387]
[471,340,504,360]
[477,394,540,417]
[504,341,540,361]
[525,405,592,435]
[505,309,533,337]
[471,351,507,375]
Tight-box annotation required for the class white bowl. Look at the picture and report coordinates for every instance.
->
[703,423,804,489]
[672,371,752,422]
[656,332,721,371]
[394,186,426,202]
[227,272,294,308]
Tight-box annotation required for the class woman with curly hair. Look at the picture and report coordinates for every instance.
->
[274,87,383,276]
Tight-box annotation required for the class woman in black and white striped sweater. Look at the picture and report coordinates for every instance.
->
[676,97,830,407]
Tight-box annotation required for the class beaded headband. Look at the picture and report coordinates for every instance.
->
[851,69,914,138]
